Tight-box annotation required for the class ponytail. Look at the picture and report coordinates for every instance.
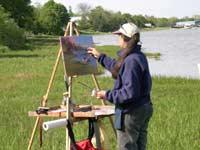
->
[111,33,140,79]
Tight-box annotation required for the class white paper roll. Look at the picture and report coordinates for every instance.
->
[43,118,67,131]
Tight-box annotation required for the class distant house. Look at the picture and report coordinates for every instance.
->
[70,16,82,22]
[172,20,200,28]
[176,21,195,27]
[144,23,153,28]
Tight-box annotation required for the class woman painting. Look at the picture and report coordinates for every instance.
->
[88,22,153,150]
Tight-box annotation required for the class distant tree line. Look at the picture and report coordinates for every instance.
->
[0,0,198,50]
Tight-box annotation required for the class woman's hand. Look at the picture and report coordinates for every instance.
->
[96,90,106,99]
[87,47,100,59]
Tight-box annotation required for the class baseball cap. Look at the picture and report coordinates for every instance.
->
[112,22,140,38]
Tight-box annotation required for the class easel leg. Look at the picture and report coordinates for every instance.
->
[39,118,43,147]
[92,74,117,138]
[27,48,62,150]
[28,117,40,150]
[94,120,102,149]
[65,76,72,150]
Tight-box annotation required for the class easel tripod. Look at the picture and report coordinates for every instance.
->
[27,21,116,150]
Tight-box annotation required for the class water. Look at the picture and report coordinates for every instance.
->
[93,28,200,79]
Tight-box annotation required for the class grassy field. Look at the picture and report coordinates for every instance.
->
[0,36,200,150]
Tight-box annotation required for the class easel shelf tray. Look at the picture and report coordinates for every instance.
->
[28,105,115,118]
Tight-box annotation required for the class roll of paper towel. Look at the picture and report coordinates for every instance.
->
[43,118,67,131]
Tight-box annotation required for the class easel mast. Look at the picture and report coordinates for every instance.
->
[27,21,116,150]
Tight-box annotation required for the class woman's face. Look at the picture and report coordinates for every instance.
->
[118,35,127,49]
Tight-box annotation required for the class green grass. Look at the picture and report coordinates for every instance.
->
[149,76,200,150]
[0,36,199,150]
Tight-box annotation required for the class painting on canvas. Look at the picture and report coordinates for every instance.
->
[60,35,98,76]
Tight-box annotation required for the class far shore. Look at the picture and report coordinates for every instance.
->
[80,27,171,35]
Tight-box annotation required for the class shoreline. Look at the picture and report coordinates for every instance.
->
[99,69,200,80]
[80,27,171,35]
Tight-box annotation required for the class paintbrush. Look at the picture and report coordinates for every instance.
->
[77,81,98,97]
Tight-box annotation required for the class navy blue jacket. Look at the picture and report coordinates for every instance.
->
[98,45,152,113]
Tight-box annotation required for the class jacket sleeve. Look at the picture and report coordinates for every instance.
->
[105,58,142,104]
[98,54,117,71]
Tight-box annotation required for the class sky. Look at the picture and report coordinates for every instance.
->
[31,0,200,18]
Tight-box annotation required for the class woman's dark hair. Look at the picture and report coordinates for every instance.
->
[111,33,140,79]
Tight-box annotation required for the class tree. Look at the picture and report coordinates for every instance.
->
[168,17,178,26]
[122,13,134,23]
[38,0,70,35]
[0,6,25,50]
[77,3,91,16]
[145,16,157,26]
[68,5,74,17]
[0,0,34,29]
[109,11,124,31]
[193,15,200,20]
[30,5,43,34]
[76,3,92,30]
[132,15,147,28]
[89,6,115,32]
[156,17,170,27]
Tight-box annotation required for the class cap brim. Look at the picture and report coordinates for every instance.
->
[112,30,122,35]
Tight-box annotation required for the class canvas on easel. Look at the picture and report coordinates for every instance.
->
[60,35,98,76]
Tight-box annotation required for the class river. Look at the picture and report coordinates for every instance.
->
[93,28,200,79]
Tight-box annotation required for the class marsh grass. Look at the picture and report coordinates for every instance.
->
[0,36,199,149]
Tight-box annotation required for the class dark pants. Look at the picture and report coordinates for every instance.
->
[117,104,153,150]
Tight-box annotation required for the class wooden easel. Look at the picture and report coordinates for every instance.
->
[27,21,116,150]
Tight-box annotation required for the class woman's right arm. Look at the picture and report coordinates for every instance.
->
[88,47,117,71]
